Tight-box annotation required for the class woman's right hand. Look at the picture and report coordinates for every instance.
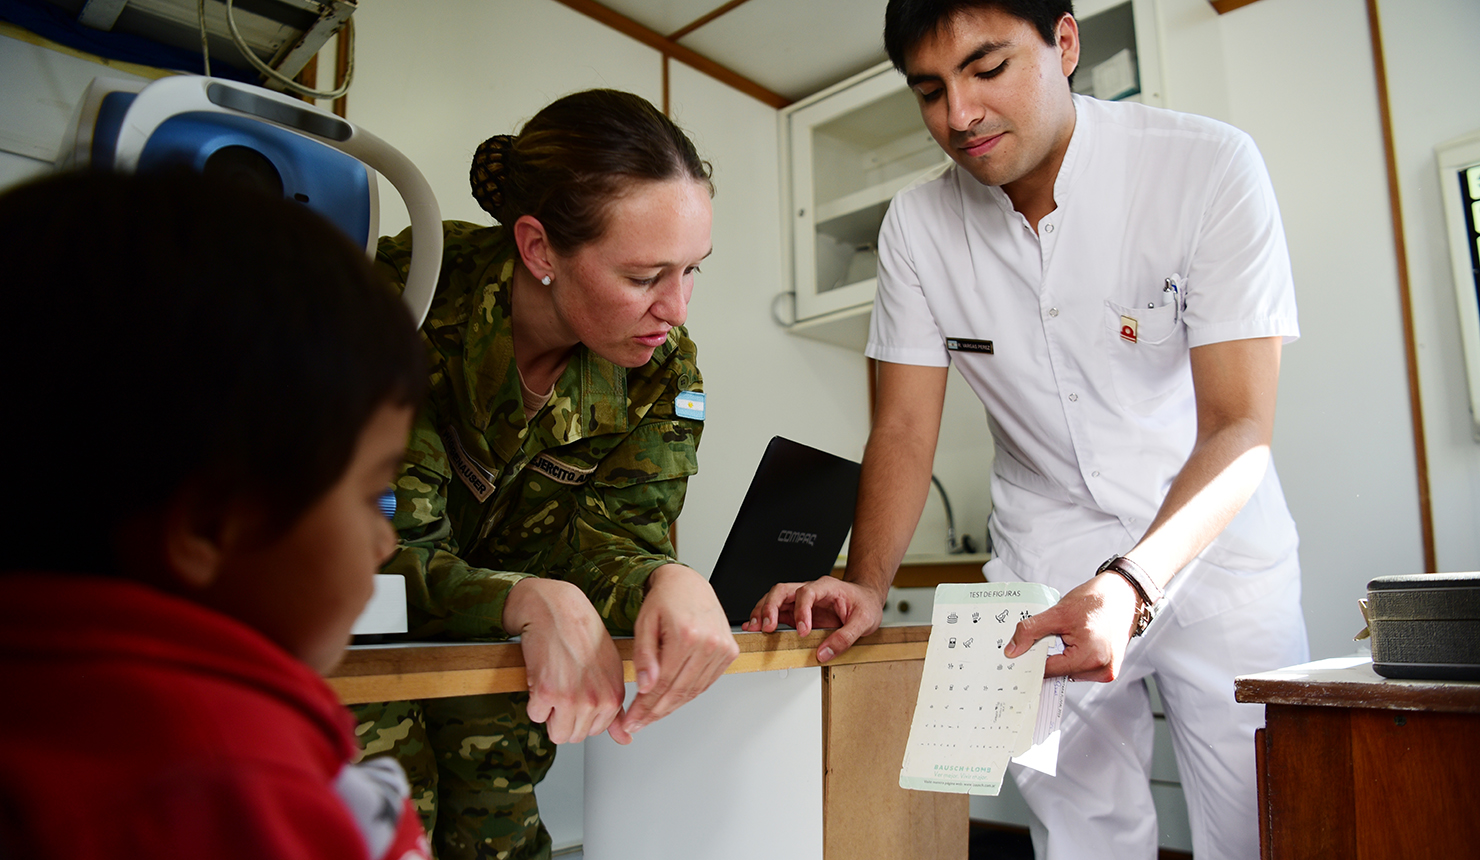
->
[503,578,632,745]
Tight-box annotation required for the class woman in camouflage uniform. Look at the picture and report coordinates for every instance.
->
[353,89,739,860]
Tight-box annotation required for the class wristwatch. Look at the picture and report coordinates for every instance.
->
[1096,555,1164,637]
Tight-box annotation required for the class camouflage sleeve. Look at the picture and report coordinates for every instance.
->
[376,224,531,641]
[546,338,704,635]
[382,409,533,641]
[375,226,414,298]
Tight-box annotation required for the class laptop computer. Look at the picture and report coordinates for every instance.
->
[706,436,862,625]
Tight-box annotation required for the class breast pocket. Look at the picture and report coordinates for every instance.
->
[1103,299,1191,414]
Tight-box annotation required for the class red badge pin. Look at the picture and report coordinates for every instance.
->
[1120,315,1139,344]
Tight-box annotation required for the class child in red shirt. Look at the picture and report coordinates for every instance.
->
[0,169,431,860]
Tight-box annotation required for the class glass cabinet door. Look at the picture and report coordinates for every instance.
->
[787,64,946,323]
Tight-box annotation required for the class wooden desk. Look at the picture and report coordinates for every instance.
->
[1234,657,1480,860]
[329,626,967,860]
[831,553,991,589]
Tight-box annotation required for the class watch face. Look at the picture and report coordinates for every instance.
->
[1130,603,1154,636]
[1131,605,1155,637]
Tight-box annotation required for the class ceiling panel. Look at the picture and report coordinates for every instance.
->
[671,0,890,102]
[596,0,732,37]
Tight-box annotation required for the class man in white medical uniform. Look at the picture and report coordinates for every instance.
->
[745,2,1309,858]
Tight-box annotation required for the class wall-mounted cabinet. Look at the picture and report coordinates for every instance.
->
[778,0,1164,351]
[781,61,944,346]
[1072,0,1166,106]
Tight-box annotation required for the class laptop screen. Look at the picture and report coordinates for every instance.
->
[705,436,861,625]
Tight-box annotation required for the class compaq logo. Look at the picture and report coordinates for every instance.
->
[778,529,817,546]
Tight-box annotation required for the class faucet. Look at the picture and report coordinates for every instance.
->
[930,474,976,554]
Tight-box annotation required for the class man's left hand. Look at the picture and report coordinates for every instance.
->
[619,564,740,735]
[1003,572,1141,682]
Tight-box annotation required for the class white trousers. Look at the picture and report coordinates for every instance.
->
[1004,562,1308,860]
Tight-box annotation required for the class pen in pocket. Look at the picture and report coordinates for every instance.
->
[1160,273,1184,306]
[1162,274,1184,314]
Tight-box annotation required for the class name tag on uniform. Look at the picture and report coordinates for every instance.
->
[441,425,496,503]
[675,390,705,420]
[946,337,994,354]
[1119,316,1139,343]
[529,453,595,486]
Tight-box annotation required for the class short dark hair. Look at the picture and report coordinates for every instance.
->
[469,89,714,254]
[884,0,1075,72]
[0,169,426,574]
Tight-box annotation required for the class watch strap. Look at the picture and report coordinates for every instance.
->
[1096,556,1164,637]
[1097,555,1163,605]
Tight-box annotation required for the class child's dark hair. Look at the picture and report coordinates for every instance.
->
[884,0,1075,72]
[0,169,426,574]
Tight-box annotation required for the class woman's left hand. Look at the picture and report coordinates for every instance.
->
[619,564,739,735]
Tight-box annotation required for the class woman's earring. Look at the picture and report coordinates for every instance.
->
[541,275,552,286]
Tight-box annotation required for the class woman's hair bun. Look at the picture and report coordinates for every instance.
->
[467,90,712,251]
[470,133,516,223]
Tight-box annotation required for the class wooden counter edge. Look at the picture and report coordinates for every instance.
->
[328,626,931,705]
[1234,675,1480,714]
[831,560,988,589]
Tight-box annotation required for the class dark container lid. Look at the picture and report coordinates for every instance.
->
[1368,572,1480,591]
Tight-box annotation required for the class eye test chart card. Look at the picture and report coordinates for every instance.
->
[899,582,1065,796]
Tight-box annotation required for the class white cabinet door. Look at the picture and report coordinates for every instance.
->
[583,668,823,860]
[785,63,945,324]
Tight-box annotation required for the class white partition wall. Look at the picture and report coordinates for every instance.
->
[1378,0,1480,573]
[584,668,824,860]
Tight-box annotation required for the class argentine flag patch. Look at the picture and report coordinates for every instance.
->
[675,391,705,421]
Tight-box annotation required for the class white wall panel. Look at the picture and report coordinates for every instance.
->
[348,0,663,234]
[1378,0,1480,572]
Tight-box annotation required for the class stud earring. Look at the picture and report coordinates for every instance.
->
[541,275,552,286]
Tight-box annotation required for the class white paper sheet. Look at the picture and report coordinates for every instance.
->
[899,582,1063,795]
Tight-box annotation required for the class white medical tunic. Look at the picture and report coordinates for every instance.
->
[870,94,1309,860]
[868,94,1300,621]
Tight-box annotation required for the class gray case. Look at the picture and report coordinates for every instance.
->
[1367,572,1480,681]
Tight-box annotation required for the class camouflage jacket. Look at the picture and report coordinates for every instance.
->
[376,221,704,640]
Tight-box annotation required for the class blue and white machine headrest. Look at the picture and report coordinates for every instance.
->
[60,76,439,328]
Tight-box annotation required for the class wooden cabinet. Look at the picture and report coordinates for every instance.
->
[1235,657,1480,859]
[330,627,967,860]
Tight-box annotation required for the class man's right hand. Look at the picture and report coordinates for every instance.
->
[503,577,631,745]
[744,362,948,665]
[742,577,886,664]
